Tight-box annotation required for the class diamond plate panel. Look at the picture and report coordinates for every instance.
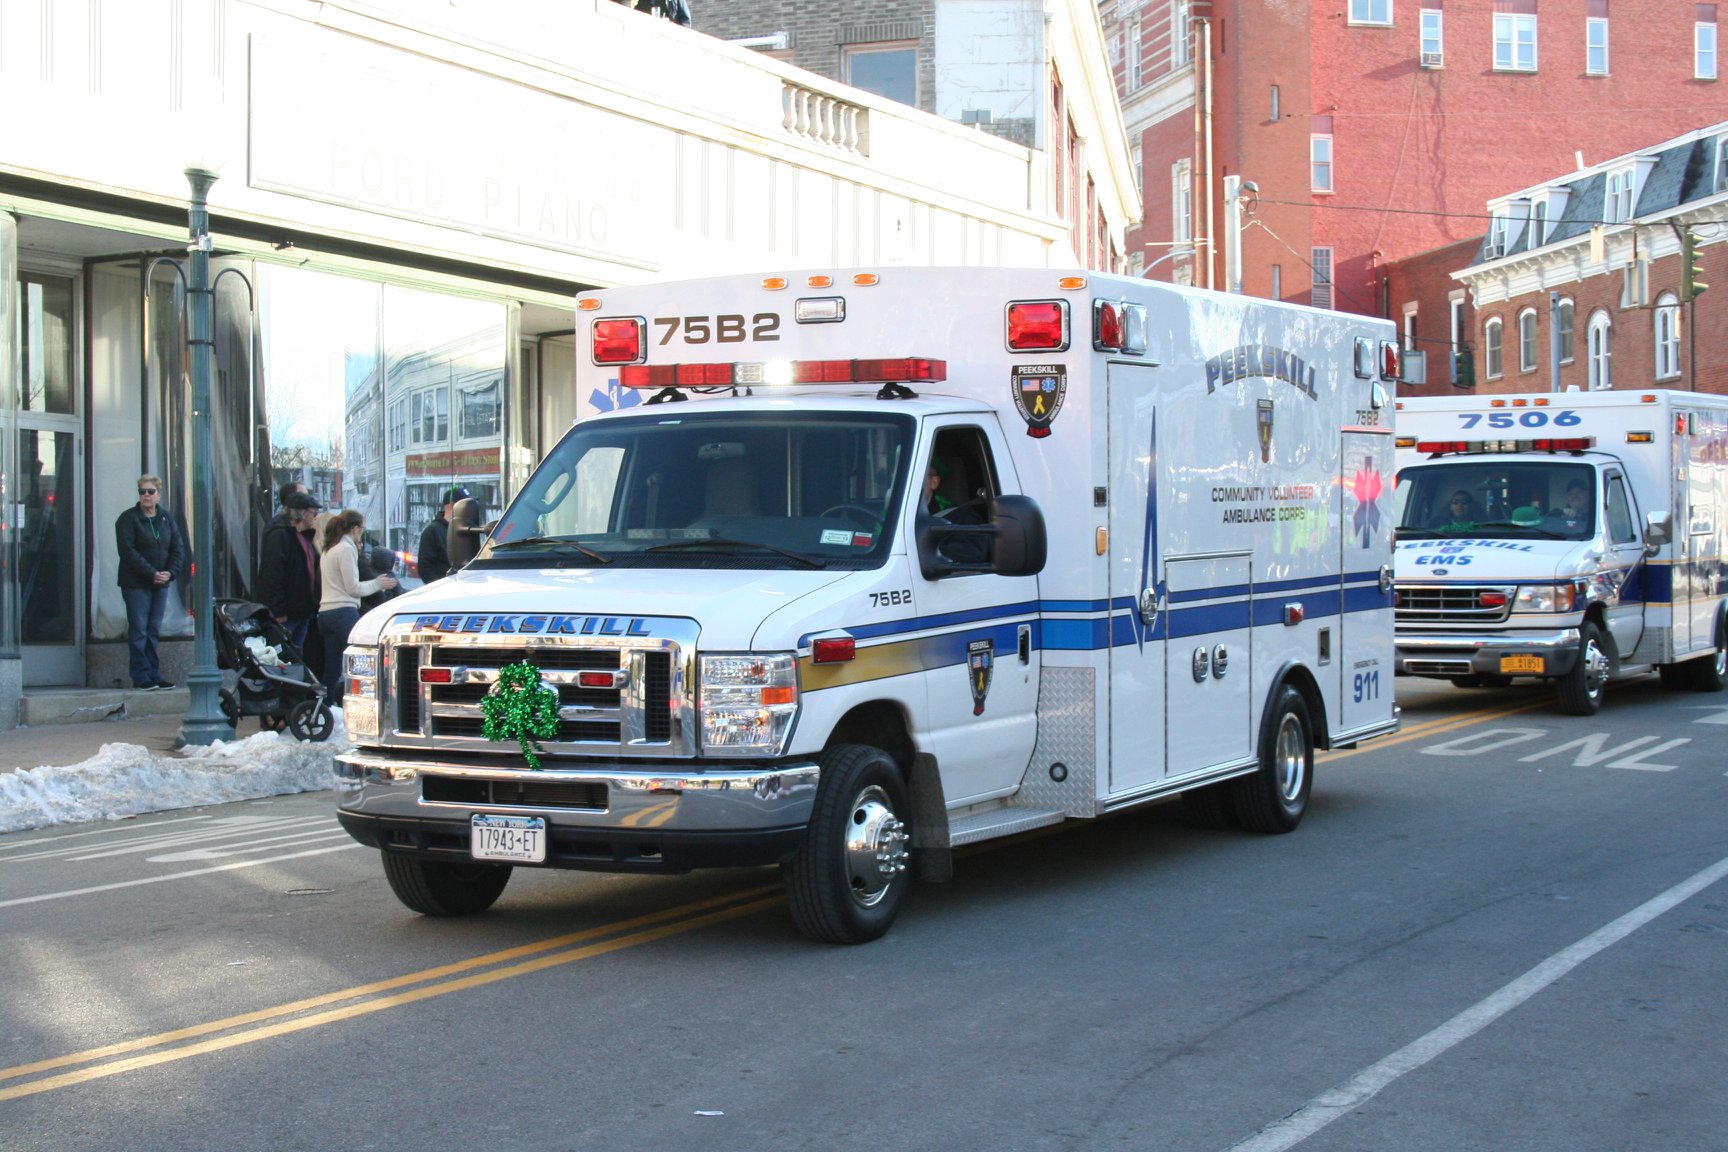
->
[1013,666,1099,817]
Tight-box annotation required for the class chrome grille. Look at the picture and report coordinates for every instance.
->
[1396,583,1514,625]
[378,616,695,757]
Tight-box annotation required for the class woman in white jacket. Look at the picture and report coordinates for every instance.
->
[316,510,397,701]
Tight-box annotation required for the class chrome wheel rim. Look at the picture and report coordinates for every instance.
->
[1273,713,1307,803]
[1582,637,1609,700]
[842,785,908,908]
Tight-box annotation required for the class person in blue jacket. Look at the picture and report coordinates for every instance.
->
[114,473,187,690]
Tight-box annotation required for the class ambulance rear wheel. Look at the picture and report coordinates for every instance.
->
[1557,622,1609,716]
[1683,617,1727,691]
[1180,781,1239,830]
[1231,686,1312,834]
[784,744,911,945]
[381,852,512,916]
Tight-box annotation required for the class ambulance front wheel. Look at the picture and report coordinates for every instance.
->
[785,744,912,945]
[1557,621,1609,716]
[1682,615,1727,692]
[381,851,512,916]
[1230,686,1313,834]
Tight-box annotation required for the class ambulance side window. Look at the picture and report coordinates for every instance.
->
[930,427,1000,510]
[1604,474,1637,544]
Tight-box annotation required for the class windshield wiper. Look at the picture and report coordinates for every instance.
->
[644,537,827,569]
[487,536,613,564]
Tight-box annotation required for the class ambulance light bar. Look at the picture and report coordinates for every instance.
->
[618,358,947,388]
[1415,436,1596,455]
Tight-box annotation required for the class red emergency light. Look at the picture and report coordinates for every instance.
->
[618,358,946,389]
[592,317,644,365]
[1007,300,1069,351]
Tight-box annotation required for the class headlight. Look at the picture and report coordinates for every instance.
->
[700,653,799,757]
[341,647,380,740]
[1513,583,1578,613]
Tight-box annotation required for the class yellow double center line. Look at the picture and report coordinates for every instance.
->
[0,884,782,1102]
[3,696,1542,1101]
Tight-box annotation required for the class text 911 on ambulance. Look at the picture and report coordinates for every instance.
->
[333,267,1402,944]
[1392,390,1728,715]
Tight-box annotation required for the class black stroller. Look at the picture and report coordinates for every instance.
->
[213,599,335,742]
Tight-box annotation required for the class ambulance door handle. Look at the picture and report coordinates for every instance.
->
[1139,588,1162,627]
[1018,624,1031,664]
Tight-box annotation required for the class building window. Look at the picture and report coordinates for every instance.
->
[1557,298,1575,362]
[1311,135,1334,192]
[460,379,502,439]
[1420,9,1444,63]
[1486,211,1510,256]
[1586,17,1609,74]
[1173,2,1193,67]
[1485,317,1504,379]
[1350,0,1392,25]
[1131,141,1143,195]
[1605,169,1635,223]
[1172,159,1193,242]
[1450,295,1467,383]
[1715,136,1728,192]
[1270,84,1280,120]
[1493,12,1538,71]
[1654,294,1681,379]
[844,43,918,107]
[1311,248,1333,309]
[1403,307,1418,351]
[1588,311,1612,389]
[1532,199,1549,246]
[1699,13,1719,80]
[1271,264,1282,300]
[1518,309,1539,372]
[1127,18,1143,88]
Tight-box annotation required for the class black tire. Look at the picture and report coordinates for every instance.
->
[1557,621,1610,715]
[1683,616,1728,692]
[287,698,335,742]
[1180,781,1239,830]
[381,851,512,916]
[1230,686,1313,834]
[784,744,912,944]
[1657,663,1689,690]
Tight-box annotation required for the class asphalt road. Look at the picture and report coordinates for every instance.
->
[2,676,1724,1152]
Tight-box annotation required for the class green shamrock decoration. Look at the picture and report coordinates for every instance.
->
[481,661,560,769]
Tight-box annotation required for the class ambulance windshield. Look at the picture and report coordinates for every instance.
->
[1394,462,1597,541]
[479,410,914,569]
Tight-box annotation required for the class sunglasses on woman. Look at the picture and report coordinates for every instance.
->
[138,487,158,495]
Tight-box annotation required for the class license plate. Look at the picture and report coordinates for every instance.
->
[471,814,546,863]
[1500,655,1545,674]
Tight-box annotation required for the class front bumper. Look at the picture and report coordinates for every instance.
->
[334,749,819,873]
[1394,627,1581,679]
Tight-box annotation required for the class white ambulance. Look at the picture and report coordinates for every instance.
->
[1391,390,1728,714]
[334,267,1400,943]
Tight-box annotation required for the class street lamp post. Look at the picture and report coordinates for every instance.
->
[177,166,230,747]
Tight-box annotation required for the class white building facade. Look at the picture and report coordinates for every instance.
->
[0,0,1136,713]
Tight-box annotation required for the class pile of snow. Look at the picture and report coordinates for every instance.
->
[0,730,348,834]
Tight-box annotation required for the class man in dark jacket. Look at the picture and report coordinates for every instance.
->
[115,473,187,690]
[255,487,323,652]
[416,484,469,583]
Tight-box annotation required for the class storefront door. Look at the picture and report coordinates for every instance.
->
[17,273,83,685]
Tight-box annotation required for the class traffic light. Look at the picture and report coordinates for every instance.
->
[1683,229,1708,301]
[1451,347,1475,388]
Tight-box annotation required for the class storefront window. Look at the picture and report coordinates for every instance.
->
[0,215,19,659]
[258,268,506,585]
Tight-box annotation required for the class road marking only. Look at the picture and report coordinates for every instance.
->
[1223,852,1728,1152]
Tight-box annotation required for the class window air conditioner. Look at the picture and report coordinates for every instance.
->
[1482,241,1505,259]
[1420,51,1444,68]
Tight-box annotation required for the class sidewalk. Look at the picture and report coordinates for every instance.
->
[1,712,280,774]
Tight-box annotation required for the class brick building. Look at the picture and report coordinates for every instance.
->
[1100,1,1728,385]
[1453,121,1727,398]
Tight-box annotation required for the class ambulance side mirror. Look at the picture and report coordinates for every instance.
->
[1643,511,1672,553]
[447,496,488,572]
[987,495,1047,577]
[915,495,1047,580]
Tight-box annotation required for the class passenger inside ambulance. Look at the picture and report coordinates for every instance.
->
[921,431,996,567]
[1395,463,1597,541]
